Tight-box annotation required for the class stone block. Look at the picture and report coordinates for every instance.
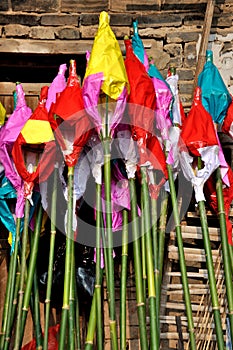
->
[138,27,167,39]
[152,49,170,71]
[0,0,8,11]
[12,0,59,12]
[138,14,182,28]
[179,82,194,95]
[4,24,29,37]
[29,26,55,39]
[41,14,79,26]
[61,0,108,12]
[0,14,39,26]
[184,42,197,68]
[167,30,199,44]
[57,27,80,40]
[164,43,183,57]
[177,69,194,81]
[109,0,160,12]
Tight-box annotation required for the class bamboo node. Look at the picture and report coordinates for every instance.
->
[22,307,28,311]
[51,230,56,234]
[45,299,51,303]
[109,320,116,325]
[18,290,24,295]
[95,284,101,288]
[154,268,159,275]
[212,306,220,310]
[218,210,226,215]
[175,224,181,228]
[85,341,94,345]
[62,305,69,310]
[121,253,128,256]
[137,302,145,307]
[228,311,233,315]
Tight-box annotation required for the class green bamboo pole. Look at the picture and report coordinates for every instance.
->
[129,178,148,350]
[140,166,159,350]
[157,189,169,321]
[85,291,97,350]
[195,157,224,349]
[18,204,43,347]
[150,172,159,333]
[10,258,21,332]
[1,218,21,350]
[102,137,118,350]
[43,166,58,350]
[120,209,129,350]
[140,208,147,303]
[68,239,76,350]
[74,272,81,350]
[216,167,233,343]
[229,244,233,276]
[59,165,75,350]
[13,198,31,350]
[166,163,196,349]
[95,183,103,350]
[198,200,225,348]
[33,267,43,349]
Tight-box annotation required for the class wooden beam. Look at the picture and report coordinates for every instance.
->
[0,38,127,55]
[193,0,216,92]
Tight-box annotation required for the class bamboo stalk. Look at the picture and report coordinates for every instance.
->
[74,271,81,350]
[95,183,103,350]
[13,198,31,350]
[140,166,159,350]
[1,218,21,350]
[215,167,233,343]
[68,239,76,350]
[120,209,129,350]
[19,204,43,347]
[129,178,148,350]
[33,266,43,349]
[141,206,147,303]
[166,163,196,349]
[198,200,225,349]
[43,167,58,350]
[84,291,97,350]
[84,182,104,350]
[157,189,169,341]
[103,137,118,350]
[59,165,75,350]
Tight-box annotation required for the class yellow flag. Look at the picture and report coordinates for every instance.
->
[21,120,55,143]
[84,11,129,100]
[0,102,6,126]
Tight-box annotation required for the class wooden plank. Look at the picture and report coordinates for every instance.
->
[0,39,94,55]
[168,245,222,263]
[0,82,49,96]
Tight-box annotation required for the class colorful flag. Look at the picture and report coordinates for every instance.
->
[198,50,231,124]
[82,11,129,135]
[222,97,233,139]
[0,83,32,217]
[179,87,220,202]
[12,86,56,199]
[53,60,93,167]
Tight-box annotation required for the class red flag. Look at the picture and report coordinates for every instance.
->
[180,89,218,157]
[12,86,56,190]
[222,97,233,139]
[52,60,93,167]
